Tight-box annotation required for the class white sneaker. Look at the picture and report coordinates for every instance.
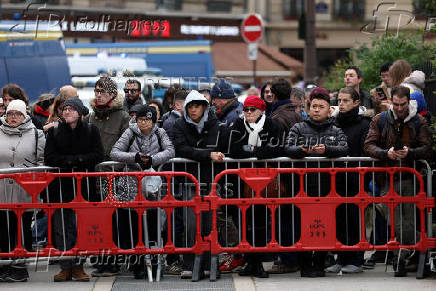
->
[341,265,363,273]
[326,264,342,273]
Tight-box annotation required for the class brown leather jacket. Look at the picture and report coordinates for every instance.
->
[271,103,302,137]
[363,106,432,162]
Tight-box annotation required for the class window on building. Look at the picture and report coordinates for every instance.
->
[156,0,183,10]
[333,0,364,20]
[283,0,305,20]
[207,0,232,12]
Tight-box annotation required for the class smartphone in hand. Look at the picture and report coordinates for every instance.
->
[376,87,387,100]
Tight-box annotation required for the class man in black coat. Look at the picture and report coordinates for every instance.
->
[328,87,370,274]
[285,87,348,278]
[270,78,302,139]
[172,90,228,280]
[163,88,188,141]
[44,98,104,282]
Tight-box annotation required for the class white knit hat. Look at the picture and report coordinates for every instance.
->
[6,99,27,117]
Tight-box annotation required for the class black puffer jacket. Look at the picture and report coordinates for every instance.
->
[44,120,104,202]
[334,107,370,157]
[173,111,228,162]
[285,118,348,159]
[285,118,348,197]
[228,116,282,159]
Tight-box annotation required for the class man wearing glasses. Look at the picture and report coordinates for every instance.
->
[123,79,144,113]
[84,77,130,277]
[85,76,130,162]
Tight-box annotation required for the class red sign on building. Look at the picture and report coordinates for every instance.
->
[129,20,170,37]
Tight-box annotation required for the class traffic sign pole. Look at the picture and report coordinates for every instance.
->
[241,14,263,86]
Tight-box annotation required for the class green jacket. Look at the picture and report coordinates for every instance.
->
[85,93,130,161]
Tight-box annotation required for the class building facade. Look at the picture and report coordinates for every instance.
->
[1,0,431,77]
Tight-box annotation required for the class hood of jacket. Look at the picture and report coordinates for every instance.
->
[402,70,425,90]
[0,116,35,135]
[183,90,210,133]
[389,99,418,123]
[90,93,124,117]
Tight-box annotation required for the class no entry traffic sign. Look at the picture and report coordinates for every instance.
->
[241,14,263,43]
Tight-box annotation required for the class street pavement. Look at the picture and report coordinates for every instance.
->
[1,261,435,291]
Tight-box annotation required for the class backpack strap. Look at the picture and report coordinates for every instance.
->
[155,128,163,151]
[128,129,139,151]
[378,110,421,139]
[377,111,388,134]
[34,127,39,160]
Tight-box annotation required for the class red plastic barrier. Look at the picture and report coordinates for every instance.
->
[0,171,209,258]
[1,167,435,260]
[205,167,436,254]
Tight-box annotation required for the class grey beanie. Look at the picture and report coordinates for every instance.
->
[63,98,86,116]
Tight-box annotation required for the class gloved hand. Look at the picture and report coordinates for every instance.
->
[142,155,152,169]
[135,152,152,170]
[135,152,143,164]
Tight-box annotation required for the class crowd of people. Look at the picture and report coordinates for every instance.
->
[0,58,433,283]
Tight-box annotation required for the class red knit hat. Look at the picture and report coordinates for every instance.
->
[309,87,330,103]
[243,95,266,112]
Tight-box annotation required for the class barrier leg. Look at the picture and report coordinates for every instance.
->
[209,254,218,282]
[416,251,426,279]
[192,254,203,282]
[156,207,163,282]
[156,254,164,282]
[142,212,153,282]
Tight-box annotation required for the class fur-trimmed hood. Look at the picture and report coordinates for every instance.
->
[89,93,125,117]
[330,106,367,118]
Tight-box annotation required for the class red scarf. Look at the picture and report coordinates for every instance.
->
[95,98,114,111]
[34,105,50,117]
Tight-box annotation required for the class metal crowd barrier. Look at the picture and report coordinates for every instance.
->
[158,157,435,281]
[0,158,434,282]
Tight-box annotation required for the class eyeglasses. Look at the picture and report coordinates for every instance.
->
[243,107,257,113]
[137,117,152,123]
[6,112,24,118]
[62,107,75,112]
[124,88,138,94]
[94,88,107,94]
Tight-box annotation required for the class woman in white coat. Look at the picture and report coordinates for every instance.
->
[0,100,45,282]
